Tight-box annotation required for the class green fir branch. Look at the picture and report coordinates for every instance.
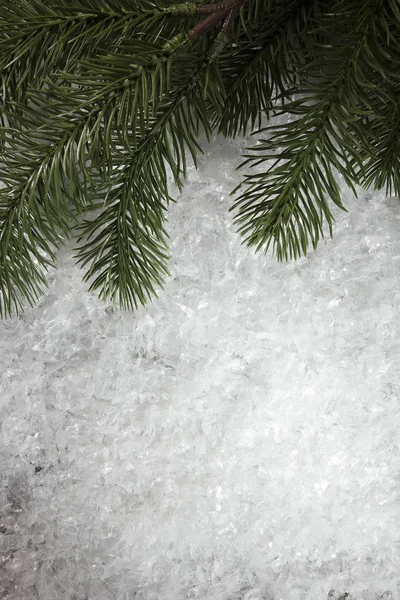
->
[231,0,395,261]
[74,57,222,309]
[0,26,193,317]
[346,0,400,196]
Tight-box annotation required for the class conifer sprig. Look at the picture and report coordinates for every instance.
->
[231,0,400,260]
[74,57,220,309]
[0,0,229,316]
[0,0,399,316]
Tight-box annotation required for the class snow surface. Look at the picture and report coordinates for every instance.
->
[1,129,400,600]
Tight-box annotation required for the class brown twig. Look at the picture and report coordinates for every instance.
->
[196,1,237,15]
[188,0,248,41]
[221,4,239,35]
[188,9,229,40]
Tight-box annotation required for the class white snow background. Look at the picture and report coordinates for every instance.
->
[1,126,400,600]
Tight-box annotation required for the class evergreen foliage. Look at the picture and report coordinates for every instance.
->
[0,0,399,317]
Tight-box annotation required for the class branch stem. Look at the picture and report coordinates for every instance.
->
[188,0,248,40]
[196,1,237,15]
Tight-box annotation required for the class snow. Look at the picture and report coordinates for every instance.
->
[1,130,400,600]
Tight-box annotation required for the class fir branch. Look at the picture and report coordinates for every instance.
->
[74,58,220,309]
[0,112,94,318]
[346,0,400,196]
[0,39,175,317]
[0,0,229,316]
[231,0,392,261]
